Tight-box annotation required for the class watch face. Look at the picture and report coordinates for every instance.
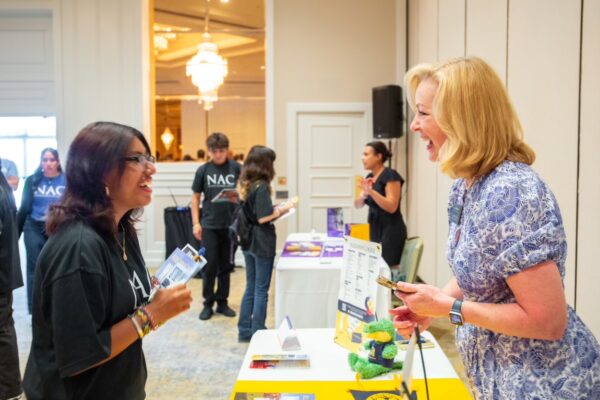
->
[450,312,463,326]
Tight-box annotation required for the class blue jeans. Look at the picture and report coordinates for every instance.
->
[238,251,274,339]
[24,218,47,314]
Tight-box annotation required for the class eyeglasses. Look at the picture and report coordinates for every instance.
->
[123,154,156,168]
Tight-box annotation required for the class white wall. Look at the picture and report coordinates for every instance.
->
[405,0,600,337]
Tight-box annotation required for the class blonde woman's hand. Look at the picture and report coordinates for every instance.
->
[393,281,455,319]
[389,305,433,338]
[146,284,193,326]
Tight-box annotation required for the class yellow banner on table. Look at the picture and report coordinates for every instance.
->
[232,378,472,399]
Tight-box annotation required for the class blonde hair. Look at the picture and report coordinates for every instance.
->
[405,57,535,179]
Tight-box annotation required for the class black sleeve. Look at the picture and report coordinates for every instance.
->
[191,165,206,194]
[385,168,404,185]
[46,242,112,377]
[253,183,274,221]
[17,175,32,235]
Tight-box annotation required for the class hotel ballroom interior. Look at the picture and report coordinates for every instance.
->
[0,0,599,399]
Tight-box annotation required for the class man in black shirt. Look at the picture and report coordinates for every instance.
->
[0,172,24,400]
[191,133,241,320]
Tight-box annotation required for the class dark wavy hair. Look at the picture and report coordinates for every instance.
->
[239,145,276,200]
[31,147,63,188]
[46,122,151,242]
[366,141,393,164]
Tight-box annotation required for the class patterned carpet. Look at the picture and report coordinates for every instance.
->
[13,265,471,399]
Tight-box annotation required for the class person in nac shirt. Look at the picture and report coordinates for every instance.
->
[17,148,65,314]
[22,122,192,400]
[191,132,241,321]
[0,172,24,400]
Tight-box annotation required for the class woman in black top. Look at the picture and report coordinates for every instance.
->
[354,141,407,269]
[23,122,192,400]
[237,146,295,342]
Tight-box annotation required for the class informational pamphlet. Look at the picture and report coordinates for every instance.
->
[334,237,383,352]
[327,207,344,237]
[249,353,311,369]
[154,245,207,288]
[234,393,315,400]
[211,188,239,203]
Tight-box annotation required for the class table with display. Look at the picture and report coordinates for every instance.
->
[230,328,472,399]
[275,233,391,329]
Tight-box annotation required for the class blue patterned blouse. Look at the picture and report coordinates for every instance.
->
[447,161,600,399]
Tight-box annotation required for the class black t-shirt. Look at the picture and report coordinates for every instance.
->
[0,173,23,294]
[248,182,276,258]
[191,160,241,229]
[23,220,152,400]
[364,167,405,221]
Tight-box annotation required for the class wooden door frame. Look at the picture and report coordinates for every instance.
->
[286,102,371,232]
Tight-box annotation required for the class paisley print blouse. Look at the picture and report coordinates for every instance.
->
[447,161,600,399]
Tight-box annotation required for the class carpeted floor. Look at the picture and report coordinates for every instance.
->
[13,264,472,399]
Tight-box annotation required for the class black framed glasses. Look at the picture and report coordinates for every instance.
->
[123,154,156,168]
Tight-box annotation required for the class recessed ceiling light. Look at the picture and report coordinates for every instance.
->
[260,65,265,70]
[221,0,230,3]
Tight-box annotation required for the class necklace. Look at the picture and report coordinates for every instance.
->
[117,223,128,261]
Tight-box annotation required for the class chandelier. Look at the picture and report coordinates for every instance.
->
[186,0,228,111]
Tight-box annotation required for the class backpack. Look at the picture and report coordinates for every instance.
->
[229,184,258,249]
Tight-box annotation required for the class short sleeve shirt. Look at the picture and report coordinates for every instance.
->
[23,221,152,400]
[447,161,600,399]
[31,173,66,221]
[191,160,241,229]
[248,182,276,258]
[0,158,18,179]
[364,167,404,222]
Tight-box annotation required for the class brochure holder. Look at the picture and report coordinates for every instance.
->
[276,315,301,351]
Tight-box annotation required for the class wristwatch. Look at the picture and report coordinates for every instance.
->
[449,299,464,326]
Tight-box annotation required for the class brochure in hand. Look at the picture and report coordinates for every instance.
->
[154,244,207,288]
[211,188,239,204]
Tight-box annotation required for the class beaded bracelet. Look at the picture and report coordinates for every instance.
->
[139,306,160,331]
[135,308,152,337]
[129,315,144,339]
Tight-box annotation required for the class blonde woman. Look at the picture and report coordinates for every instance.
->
[390,57,600,399]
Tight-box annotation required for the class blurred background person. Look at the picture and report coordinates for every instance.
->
[191,132,240,320]
[237,145,295,342]
[17,148,65,314]
[0,171,24,400]
[23,122,192,399]
[0,157,19,191]
[354,141,407,270]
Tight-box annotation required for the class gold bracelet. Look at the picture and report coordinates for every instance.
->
[136,308,152,337]
[129,315,144,339]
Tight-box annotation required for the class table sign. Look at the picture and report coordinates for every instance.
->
[277,316,301,351]
[327,207,344,237]
[334,237,386,352]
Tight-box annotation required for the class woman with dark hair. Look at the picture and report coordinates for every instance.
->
[17,147,65,314]
[237,145,295,342]
[354,141,407,270]
[23,122,192,400]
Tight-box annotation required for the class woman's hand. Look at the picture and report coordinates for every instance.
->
[389,305,433,338]
[393,281,455,319]
[360,177,374,195]
[146,284,193,326]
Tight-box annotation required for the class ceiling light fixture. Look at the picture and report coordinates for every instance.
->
[185,0,228,111]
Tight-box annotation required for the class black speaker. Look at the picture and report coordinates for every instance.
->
[372,85,403,139]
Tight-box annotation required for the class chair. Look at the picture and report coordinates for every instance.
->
[391,236,424,284]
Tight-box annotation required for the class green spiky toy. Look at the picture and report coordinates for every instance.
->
[348,319,403,379]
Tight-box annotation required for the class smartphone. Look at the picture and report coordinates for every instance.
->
[376,275,410,294]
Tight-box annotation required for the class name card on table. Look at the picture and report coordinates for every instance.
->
[277,315,301,351]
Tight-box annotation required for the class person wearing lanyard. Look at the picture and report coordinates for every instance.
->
[390,57,600,399]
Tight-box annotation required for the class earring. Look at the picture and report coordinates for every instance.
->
[105,186,110,196]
